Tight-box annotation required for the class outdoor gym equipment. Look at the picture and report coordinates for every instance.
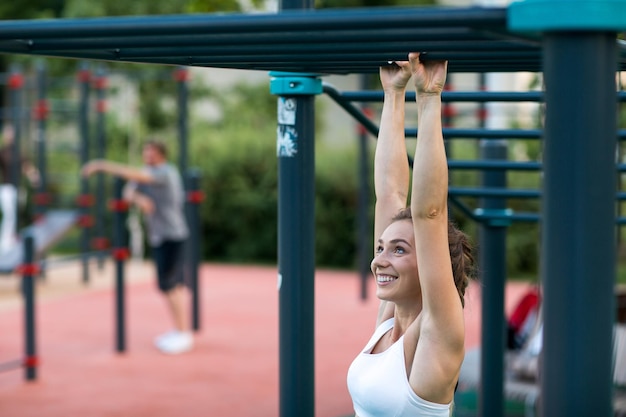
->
[0,2,625,416]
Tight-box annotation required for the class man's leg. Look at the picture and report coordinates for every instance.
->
[154,240,193,354]
[164,284,189,332]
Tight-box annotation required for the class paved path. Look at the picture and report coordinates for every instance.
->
[0,261,530,417]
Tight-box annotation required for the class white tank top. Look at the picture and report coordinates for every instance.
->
[346,318,451,417]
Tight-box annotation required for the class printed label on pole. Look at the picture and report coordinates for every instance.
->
[277,273,282,291]
[277,97,296,125]
[277,125,298,157]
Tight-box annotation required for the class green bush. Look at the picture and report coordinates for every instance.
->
[193,128,367,268]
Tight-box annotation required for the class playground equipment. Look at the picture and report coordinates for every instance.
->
[0,2,625,416]
[0,63,203,381]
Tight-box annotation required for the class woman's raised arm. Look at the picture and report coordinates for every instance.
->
[408,53,465,400]
[373,62,412,325]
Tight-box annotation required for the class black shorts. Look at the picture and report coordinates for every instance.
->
[152,239,187,292]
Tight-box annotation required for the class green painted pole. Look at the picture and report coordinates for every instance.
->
[275,1,317,415]
[508,16,623,413]
[21,232,37,381]
[94,66,107,269]
[541,32,616,417]
[77,62,91,284]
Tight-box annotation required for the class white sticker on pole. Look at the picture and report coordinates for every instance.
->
[277,126,298,157]
[278,97,296,125]
[277,97,298,158]
[277,273,283,291]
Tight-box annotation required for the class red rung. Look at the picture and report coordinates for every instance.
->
[93,76,108,90]
[32,99,49,121]
[96,99,107,113]
[77,214,94,228]
[187,190,205,204]
[112,248,130,261]
[442,104,456,119]
[33,192,52,206]
[76,194,95,207]
[91,237,110,250]
[23,356,39,368]
[109,199,129,212]
[77,69,91,83]
[8,73,24,89]
[15,264,41,276]
[173,68,189,82]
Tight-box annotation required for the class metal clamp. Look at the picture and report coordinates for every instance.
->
[269,72,323,96]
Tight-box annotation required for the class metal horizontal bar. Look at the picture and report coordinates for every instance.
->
[107,40,536,60]
[441,128,542,139]
[450,161,626,171]
[451,189,626,200]
[90,54,543,74]
[6,48,540,65]
[340,90,626,102]
[120,50,542,63]
[189,60,545,74]
[17,27,494,51]
[0,7,508,39]
[448,187,540,198]
[507,213,540,222]
[339,90,545,102]
[448,160,542,170]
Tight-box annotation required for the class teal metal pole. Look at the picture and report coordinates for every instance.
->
[541,32,616,417]
[477,141,508,417]
[187,169,202,332]
[8,65,22,226]
[78,63,91,284]
[275,3,317,416]
[94,66,107,269]
[112,178,128,353]
[508,14,624,414]
[21,232,37,381]
[357,74,371,300]
[34,61,48,221]
[175,67,189,178]
[270,37,320,417]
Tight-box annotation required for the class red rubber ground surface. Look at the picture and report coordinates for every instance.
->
[0,262,529,417]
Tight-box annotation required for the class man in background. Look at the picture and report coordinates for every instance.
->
[82,139,192,355]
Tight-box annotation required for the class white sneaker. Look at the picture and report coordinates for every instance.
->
[157,331,193,355]
[154,330,177,349]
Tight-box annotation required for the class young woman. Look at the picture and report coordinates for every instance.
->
[347,53,474,416]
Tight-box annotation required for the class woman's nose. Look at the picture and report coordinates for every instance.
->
[371,251,390,270]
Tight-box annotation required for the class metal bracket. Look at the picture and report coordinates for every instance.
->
[269,72,323,96]
[508,0,626,32]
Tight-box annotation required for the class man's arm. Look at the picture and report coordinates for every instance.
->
[81,159,154,184]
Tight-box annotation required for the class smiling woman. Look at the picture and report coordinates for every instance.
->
[346,53,475,417]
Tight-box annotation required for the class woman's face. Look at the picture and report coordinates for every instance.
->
[370,220,420,303]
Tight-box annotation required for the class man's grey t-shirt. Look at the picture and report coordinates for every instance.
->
[135,163,189,246]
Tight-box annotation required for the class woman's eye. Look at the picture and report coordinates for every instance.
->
[394,247,405,254]
[375,246,383,253]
